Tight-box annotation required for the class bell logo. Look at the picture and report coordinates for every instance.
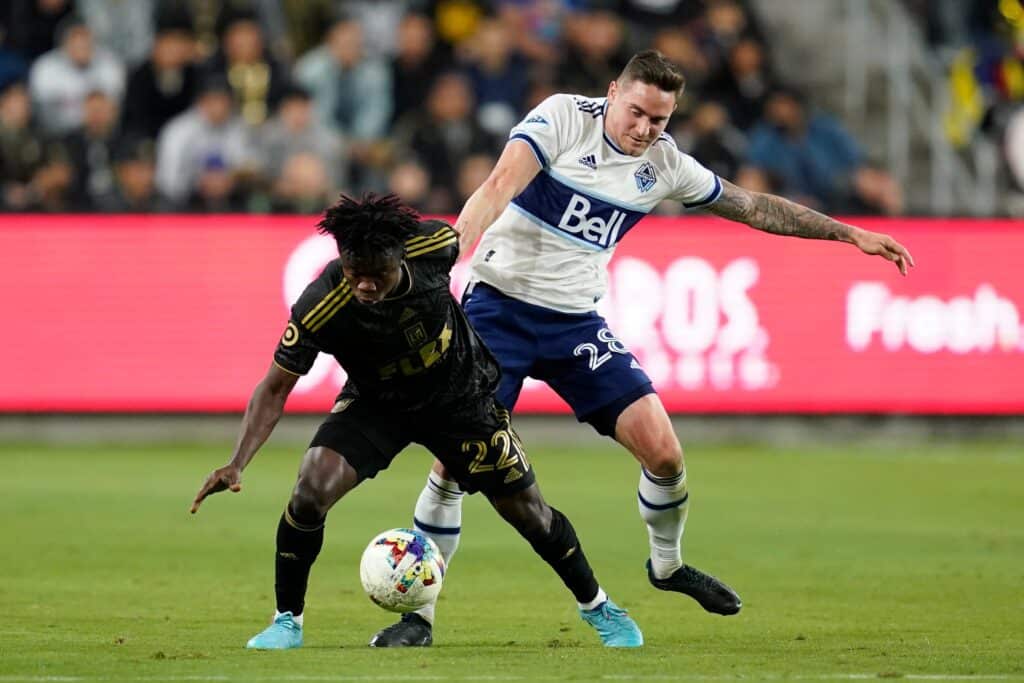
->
[557,193,625,248]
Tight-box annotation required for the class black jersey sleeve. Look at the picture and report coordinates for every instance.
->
[272,266,343,375]
[405,220,458,269]
[273,318,320,376]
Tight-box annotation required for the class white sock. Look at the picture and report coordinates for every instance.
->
[637,467,689,580]
[276,610,303,626]
[412,473,464,624]
[577,587,608,612]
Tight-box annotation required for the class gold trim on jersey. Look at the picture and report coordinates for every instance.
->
[301,280,351,327]
[404,225,451,248]
[308,289,353,331]
[301,281,353,332]
[406,234,457,259]
[272,360,303,376]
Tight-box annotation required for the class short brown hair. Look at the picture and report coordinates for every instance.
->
[618,50,686,95]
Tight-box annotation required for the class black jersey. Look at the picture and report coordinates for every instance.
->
[273,220,500,411]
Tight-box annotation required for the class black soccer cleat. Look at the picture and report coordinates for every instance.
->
[368,613,433,647]
[646,560,742,616]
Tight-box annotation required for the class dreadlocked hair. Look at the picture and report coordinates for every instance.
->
[316,193,421,260]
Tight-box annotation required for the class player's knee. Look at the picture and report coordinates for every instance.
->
[515,502,553,541]
[290,467,336,521]
[526,506,579,563]
[288,479,330,523]
[640,436,684,478]
[491,489,552,540]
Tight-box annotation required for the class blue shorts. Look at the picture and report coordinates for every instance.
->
[463,282,654,436]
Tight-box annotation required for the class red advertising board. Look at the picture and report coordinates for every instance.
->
[1,215,1021,413]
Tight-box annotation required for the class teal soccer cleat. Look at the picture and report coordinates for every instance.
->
[245,612,304,650]
[579,599,644,647]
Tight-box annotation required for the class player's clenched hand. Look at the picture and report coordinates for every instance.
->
[190,465,242,514]
[853,230,915,276]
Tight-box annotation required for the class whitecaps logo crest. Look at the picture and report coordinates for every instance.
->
[634,162,657,193]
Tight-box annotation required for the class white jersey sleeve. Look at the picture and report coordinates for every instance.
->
[663,136,723,208]
[507,94,584,169]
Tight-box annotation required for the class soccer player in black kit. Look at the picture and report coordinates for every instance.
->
[190,194,644,649]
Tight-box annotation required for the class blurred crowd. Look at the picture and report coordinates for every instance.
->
[1,0,905,216]
[906,0,1024,194]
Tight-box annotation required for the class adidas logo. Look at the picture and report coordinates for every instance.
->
[503,468,523,484]
[525,115,548,125]
[577,154,597,170]
[399,307,417,323]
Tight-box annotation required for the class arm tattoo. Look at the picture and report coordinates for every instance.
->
[707,179,855,243]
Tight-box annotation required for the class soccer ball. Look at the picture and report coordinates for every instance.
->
[359,528,445,613]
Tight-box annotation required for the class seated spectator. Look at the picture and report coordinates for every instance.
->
[462,18,530,137]
[5,0,74,61]
[157,0,287,63]
[617,0,706,36]
[294,13,392,142]
[62,90,120,210]
[390,12,451,126]
[703,37,775,131]
[77,0,156,69]
[495,0,568,66]
[692,0,764,75]
[28,14,125,135]
[341,0,409,59]
[651,28,711,95]
[733,165,779,194]
[456,153,496,205]
[0,25,29,92]
[110,135,165,212]
[558,10,630,96]
[121,19,198,139]
[386,157,434,213]
[253,84,347,198]
[202,10,289,127]
[745,88,903,214]
[0,80,71,211]
[393,71,499,213]
[671,101,746,181]
[275,0,334,62]
[155,75,250,209]
[269,152,332,214]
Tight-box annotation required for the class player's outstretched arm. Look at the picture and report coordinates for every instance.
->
[190,363,299,513]
[706,179,915,275]
[454,139,542,256]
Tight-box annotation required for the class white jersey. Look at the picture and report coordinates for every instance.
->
[469,93,722,314]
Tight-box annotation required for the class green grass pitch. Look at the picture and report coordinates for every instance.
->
[1,438,1022,681]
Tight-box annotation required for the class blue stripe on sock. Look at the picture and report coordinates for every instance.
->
[427,478,464,497]
[637,491,689,511]
[414,517,461,535]
[641,468,684,486]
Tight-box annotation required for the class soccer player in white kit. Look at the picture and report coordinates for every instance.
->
[371,50,914,647]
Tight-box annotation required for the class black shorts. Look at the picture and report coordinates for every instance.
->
[309,395,535,497]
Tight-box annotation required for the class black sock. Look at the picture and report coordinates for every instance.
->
[274,506,325,616]
[526,507,599,603]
